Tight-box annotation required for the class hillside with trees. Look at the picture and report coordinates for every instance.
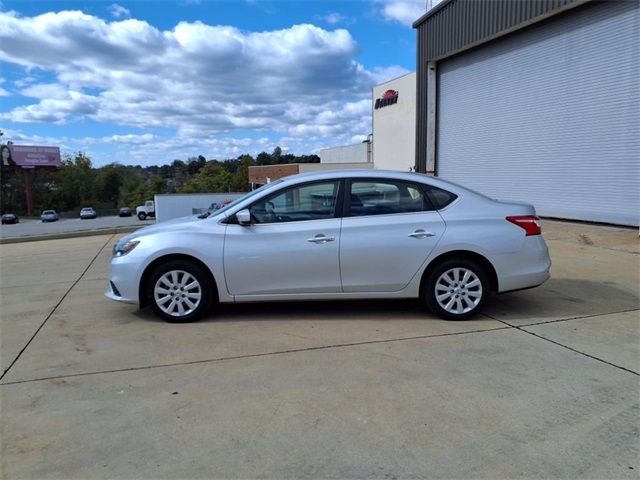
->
[0,147,319,216]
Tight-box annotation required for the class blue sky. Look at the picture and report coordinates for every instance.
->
[0,0,430,166]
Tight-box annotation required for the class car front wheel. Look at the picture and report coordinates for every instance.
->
[138,212,147,220]
[147,261,213,323]
[424,259,489,320]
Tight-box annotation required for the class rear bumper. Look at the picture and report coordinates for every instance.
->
[499,269,550,294]
[490,235,552,293]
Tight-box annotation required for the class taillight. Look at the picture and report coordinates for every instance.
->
[506,215,542,236]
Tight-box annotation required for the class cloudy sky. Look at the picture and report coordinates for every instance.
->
[0,0,432,166]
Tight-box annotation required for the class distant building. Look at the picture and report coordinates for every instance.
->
[314,71,417,173]
[248,162,373,189]
[320,142,370,164]
[372,72,416,171]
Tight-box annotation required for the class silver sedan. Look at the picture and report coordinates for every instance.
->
[106,170,551,322]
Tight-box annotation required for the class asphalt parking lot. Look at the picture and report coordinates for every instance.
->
[0,220,638,479]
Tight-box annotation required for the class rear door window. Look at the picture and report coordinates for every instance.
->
[348,180,432,216]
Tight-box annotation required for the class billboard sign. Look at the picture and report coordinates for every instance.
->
[1,144,62,168]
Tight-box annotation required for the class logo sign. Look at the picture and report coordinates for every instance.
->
[1,145,62,168]
[374,89,399,109]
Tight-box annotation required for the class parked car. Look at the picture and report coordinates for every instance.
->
[119,207,132,217]
[1,213,19,224]
[41,210,59,222]
[80,207,97,219]
[106,170,551,323]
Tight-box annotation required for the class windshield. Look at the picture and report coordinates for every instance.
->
[201,181,283,219]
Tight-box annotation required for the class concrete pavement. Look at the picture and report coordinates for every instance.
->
[0,220,638,479]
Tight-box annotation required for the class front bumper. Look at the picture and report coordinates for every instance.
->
[105,254,141,304]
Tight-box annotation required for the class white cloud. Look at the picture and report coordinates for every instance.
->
[104,133,155,145]
[13,76,37,88]
[20,82,68,99]
[374,0,427,27]
[109,4,130,19]
[323,13,347,25]
[0,76,9,95]
[0,10,409,163]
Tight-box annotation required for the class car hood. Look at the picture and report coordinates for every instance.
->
[122,215,202,241]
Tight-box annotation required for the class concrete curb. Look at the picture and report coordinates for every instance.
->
[0,225,145,245]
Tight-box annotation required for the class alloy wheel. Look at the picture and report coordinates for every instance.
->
[434,267,483,315]
[153,270,202,317]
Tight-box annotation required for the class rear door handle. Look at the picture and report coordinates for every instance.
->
[408,229,435,239]
[307,234,335,244]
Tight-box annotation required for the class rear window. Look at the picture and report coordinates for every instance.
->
[424,186,458,210]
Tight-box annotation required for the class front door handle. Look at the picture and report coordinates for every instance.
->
[408,229,435,239]
[307,234,335,244]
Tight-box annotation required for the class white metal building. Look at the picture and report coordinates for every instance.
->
[414,0,639,226]
[320,142,370,164]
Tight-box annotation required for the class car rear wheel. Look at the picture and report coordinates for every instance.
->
[147,260,213,323]
[424,259,489,320]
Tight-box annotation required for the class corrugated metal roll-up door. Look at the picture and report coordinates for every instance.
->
[436,1,639,226]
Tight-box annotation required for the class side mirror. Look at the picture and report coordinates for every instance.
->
[236,209,251,226]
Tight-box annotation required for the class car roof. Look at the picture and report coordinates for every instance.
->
[277,168,475,196]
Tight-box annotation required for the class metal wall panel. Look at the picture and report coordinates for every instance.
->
[415,26,428,172]
[414,0,588,172]
[415,0,585,61]
[436,0,639,226]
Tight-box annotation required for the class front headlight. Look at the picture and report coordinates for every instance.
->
[112,239,140,257]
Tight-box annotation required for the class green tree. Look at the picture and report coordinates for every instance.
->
[215,169,233,193]
[95,165,122,207]
[232,154,254,192]
[50,152,94,211]
[181,161,223,193]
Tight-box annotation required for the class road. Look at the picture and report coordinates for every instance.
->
[0,215,154,240]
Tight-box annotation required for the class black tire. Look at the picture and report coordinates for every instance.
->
[147,260,214,323]
[138,212,147,221]
[424,258,489,321]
